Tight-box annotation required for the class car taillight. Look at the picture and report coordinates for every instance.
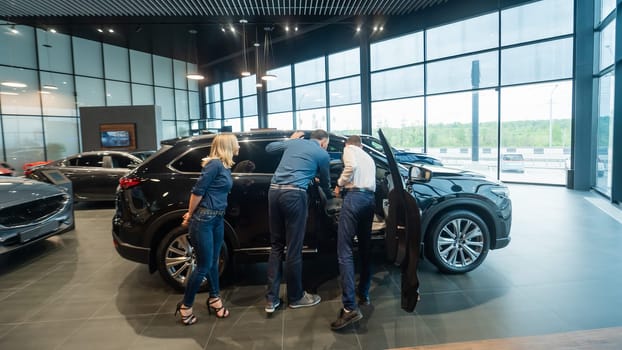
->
[119,176,141,189]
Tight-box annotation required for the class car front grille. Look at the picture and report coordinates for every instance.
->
[0,194,69,227]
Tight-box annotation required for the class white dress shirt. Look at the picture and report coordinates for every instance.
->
[337,144,376,191]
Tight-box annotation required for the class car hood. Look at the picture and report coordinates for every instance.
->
[423,165,487,179]
[0,178,66,209]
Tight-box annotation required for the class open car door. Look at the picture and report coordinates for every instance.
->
[378,129,421,312]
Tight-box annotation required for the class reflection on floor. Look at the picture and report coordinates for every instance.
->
[0,185,621,350]
[395,327,622,350]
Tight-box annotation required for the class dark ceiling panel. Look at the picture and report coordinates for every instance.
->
[0,0,448,17]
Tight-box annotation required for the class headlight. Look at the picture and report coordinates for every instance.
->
[490,186,509,198]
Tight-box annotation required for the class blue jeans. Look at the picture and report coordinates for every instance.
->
[338,191,375,311]
[183,208,224,306]
[266,189,308,304]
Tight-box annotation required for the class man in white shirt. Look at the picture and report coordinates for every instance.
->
[331,135,376,331]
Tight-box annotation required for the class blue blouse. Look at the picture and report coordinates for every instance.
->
[191,159,232,211]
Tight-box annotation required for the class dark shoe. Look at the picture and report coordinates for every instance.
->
[175,301,197,326]
[265,298,282,314]
[330,308,363,331]
[289,291,321,309]
[357,294,371,306]
[207,297,230,318]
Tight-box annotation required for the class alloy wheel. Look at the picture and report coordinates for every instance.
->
[436,218,484,269]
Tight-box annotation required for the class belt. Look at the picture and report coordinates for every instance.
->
[270,184,306,192]
[343,187,374,194]
[196,207,225,216]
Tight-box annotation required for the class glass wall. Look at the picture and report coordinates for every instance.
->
[594,0,616,196]
[366,0,574,185]
[0,24,199,172]
[205,48,361,134]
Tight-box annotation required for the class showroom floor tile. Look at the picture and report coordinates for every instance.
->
[0,184,621,350]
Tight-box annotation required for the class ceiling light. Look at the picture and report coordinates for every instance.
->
[294,26,298,31]
[379,26,384,31]
[49,28,57,33]
[285,26,290,32]
[0,91,19,96]
[261,27,277,82]
[97,28,103,33]
[356,27,361,32]
[9,25,18,34]
[1,82,27,88]
[261,74,277,81]
[373,26,378,31]
[43,84,58,90]
[108,28,114,33]
[230,25,235,33]
[39,91,51,95]
[186,28,203,80]
[186,74,204,80]
[221,27,226,33]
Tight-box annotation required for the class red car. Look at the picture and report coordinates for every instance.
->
[0,162,15,176]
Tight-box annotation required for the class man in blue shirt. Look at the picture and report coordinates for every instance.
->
[264,129,332,315]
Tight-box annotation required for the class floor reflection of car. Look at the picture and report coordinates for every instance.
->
[25,151,142,202]
[0,162,15,176]
[0,177,74,255]
[500,153,525,173]
[357,135,443,166]
[112,130,512,291]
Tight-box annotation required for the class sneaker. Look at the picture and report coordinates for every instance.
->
[265,299,282,314]
[289,291,321,309]
[330,308,363,330]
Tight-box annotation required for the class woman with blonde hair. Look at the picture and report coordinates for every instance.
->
[175,133,240,325]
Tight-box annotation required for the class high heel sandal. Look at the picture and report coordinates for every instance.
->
[207,297,230,318]
[175,301,197,325]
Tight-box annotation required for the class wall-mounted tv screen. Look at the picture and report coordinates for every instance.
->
[99,123,136,150]
[101,130,131,147]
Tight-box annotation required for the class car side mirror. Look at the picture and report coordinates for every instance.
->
[408,166,431,183]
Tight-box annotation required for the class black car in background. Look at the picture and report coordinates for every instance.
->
[358,135,444,166]
[112,130,512,291]
[25,151,142,202]
[0,177,74,255]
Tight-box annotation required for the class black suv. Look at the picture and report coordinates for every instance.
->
[112,130,511,291]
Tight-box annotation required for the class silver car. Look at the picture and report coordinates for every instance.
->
[0,177,74,255]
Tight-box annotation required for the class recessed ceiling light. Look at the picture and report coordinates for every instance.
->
[49,28,57,33]
[373,26,378,31]
[356,27,361,32]
[97,28,103,33]
[229,25,235,33]
[379,26,384,31]
[285,26,290,32]
[294,26,298,31]
[1,82,27,88]
[221,27,226,33]
[108,28,114,33]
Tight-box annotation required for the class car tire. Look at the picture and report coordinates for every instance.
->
[156,226,230,292]
[426,210,489,274]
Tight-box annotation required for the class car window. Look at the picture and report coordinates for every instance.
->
[170,146,211,173]
[234,140,281,174]
[111,154,136,168]
[75,155,103,167]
